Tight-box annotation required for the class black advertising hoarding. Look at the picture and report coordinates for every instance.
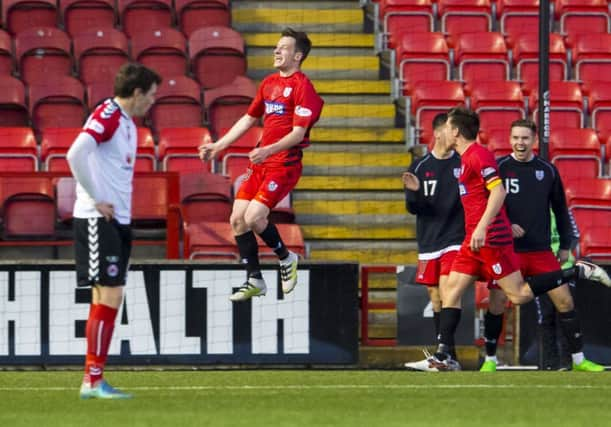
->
[0,262,359,365]
[396,266,475,346]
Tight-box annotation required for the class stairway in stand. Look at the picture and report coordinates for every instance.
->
[233,0,416,343]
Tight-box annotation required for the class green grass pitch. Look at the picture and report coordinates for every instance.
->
[1,370,609,427]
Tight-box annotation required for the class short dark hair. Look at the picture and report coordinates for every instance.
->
[281,28,312,64]
[510,118,537,135]
[114,63,162,98]
[432,112,448,130]
[447,106,480,140]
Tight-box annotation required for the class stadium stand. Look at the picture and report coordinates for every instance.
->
[511,32,568,84]
[0,29,13,75]
[584,80,611,141]
[61,0,117,36]
[377,0,434,50]
[524,80,585,129]
[148,75,203,132]
[130,28,189,80]
[180,171,232,223]
[73,28,130,85]
[438,0,493,36]
[0,127,39,172]
[157,127,214,173]
[118,0,174,37]
[3,0,58,35]
[468,80,525,132]
[572,33,611,83]
[203,75,257,135]
[29,76,87,134]
[40,127,80,172]
[136,127,157,172]
[497,0,542,40]
[394,32,451,91]
[549,128,602,181]
[555,0,610,40]
[451,31,510,85]
[175,0,231,37]
[0,76,29,126]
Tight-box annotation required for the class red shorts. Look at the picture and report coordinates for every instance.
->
[451,244,520,282]
[416,250,458,286]
[235,163,302,209]
[486,250,560,290]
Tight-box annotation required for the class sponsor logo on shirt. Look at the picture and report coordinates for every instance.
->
[87,119,105,134]
[458,183,467,196]
[265,101,285,115]
[481,167,496,177]
[295,105,312,117]
[283,87,293,97]
[535,170,544,181]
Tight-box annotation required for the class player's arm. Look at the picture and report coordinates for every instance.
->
[549,168,575,252]
[249,126,307,164]
[67,133,114,220]
[199,114,257,161]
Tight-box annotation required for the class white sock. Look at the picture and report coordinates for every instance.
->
[485,355,498,363]
[572,352,585,365]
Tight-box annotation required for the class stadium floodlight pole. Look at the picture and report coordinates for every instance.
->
[537,0,551,161]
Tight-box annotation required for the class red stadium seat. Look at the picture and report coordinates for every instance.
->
[73,28,129,84]
[175,0,230,38]
[130,28,188,79]
[585,81,611,140]
[438,0,493,36]
[550,128,602,180]
[131,175,171,226]
[555,0,610,40]
[61,0,117,36]
[452,32,510,85]
[189,26,246,89]
[395,33,451,89]
[571,207,611,261]
[29,77,86,134]
[15,27,72,85]
[3,0,58,35]
[180,171,232,223]
[258,223,305,258]
[0,127,38,171]
[0,30,13,75]
[118,0,173,37]
[0,76,29,126]
[525,81,585,129]
[217,126,262,157]
[86,80,114,110]
[407,80,465,138]
[572,33,611,84]
[204,76,257,135]
[564,178,611,208]
[148,76,203,132]
[40,127,80,172]
[136,127,156,172]
[479,128,513,158]
[378,0,434,50]
[0,175,55,239]
[221,154,250,182]
[606,136,611,173]
[468,81,525,132]
[512,32,568,84]
[184,222,239,260]
[497,0,542,39]
[157,127,213,173]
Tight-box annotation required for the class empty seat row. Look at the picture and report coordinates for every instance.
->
[392,31,611,90]
[0,26,246,88]
[404,80,611,140]
[2,0,230,37]
[376,0,610,50]
[0,74,256,136]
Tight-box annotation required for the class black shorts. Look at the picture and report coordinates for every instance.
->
[74,217,132,287]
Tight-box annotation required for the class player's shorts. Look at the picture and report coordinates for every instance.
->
[451,244,520,282]
[516,250,562,276]
[415,249,459,286]
[74,217,132,287]
[235,163,302,209]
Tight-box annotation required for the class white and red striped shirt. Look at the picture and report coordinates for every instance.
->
[73,99,137,224]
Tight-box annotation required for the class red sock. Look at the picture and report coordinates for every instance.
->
[84,304,118,386]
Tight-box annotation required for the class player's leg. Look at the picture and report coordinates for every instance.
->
[546,284,604,371]
[229,199,267,301]
[77,218,132,399]
[426,286,442,339]
[480,285,507,372]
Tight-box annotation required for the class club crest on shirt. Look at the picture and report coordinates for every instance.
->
[283,87,292,97]
[107,263,119,277]
[268,181,278,191]
[492,263,502,275]
[453,168,461,178]
[535,170,544,181]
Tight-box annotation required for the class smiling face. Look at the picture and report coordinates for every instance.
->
[510,125,536,162]
[273,36,302,73]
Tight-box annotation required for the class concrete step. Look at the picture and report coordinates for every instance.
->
[313,80,390,95]
[232,4,364,33]
[297,176,404,191]
[302,224,416,240]
[310,127,404,144]
[244,32,374,48]
[321,94,391,104]
[294,191,406,201]
[293,199,407,216]
[308,143,407,153]
[297,213,411,225]
[303,151,410,168]
[309,248,418,265]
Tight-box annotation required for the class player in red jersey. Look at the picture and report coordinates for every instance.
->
[199,28,323,302]
[405,107,611,371]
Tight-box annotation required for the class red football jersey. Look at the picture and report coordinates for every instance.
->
[458,143,513,247]
[247,71,323,166]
